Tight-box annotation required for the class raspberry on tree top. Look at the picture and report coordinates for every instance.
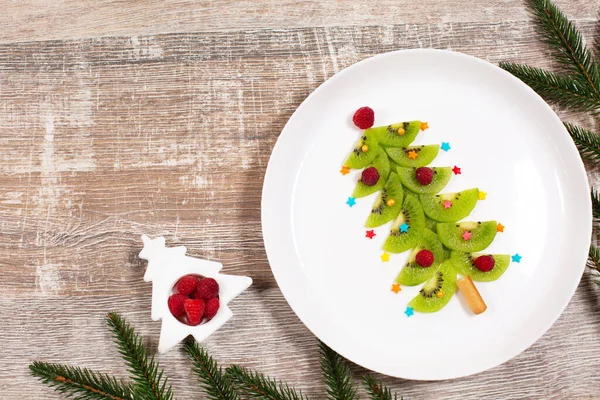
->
[139,235,252,353]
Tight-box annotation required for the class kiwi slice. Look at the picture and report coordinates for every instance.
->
[419,188,479,222]
[450,251,511,282]
[425,216,438,233]
[365,172,404,228]
[397,166,452,195]
[344,133,380,169]
[366,121,421,148]
[352,148,390,198]
[385,145,440,168]
[437,221,497,252]
[396,229,445,286]
[382,193,425,253]
[408,260,457,313]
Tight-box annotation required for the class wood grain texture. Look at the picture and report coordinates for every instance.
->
[0,1,599,398]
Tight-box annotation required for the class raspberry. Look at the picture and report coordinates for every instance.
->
[168,294,187,318]
[176,275,199,296]
[194,278,219,300]
[361,167,380,186]
[184,299,205,326]
[474,255,495,272]
[352,107,375,129]
[415,249,434,267]
[204,298,220,321]
[415,167,434,186]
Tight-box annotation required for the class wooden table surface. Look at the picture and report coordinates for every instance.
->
[1,1,599,398]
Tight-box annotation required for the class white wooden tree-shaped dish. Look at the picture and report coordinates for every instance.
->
[139,235,252,353]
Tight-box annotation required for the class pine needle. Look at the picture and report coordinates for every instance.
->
[226,365,311,400]
[588,245,600,286]
[318,340,359,400]
[591,189,600,221]
[362,375,400,400]
[29,362,131,400]
[106,313,174,400]
[183,341,239,400]
[563,123,600,163]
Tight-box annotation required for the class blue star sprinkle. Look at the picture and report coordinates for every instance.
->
[346,197,356,207]
[399,222,410,233]
[441,142,451,152]
[512,253,522,263]
[404,307,414,317]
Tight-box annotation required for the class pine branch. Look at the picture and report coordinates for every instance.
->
[592,189,600,221]
[588,244,600,286]
[226,365,311,400]
[498,63,600,112]
[183,341,240,400]
[29,361,131,400]
[528,0,600,97]
[564,122,600,163]
[318,340,359,400]
[106,313,174,400]
[362,375,400,400]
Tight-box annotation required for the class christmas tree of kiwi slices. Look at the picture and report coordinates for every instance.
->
[341,107,514,316]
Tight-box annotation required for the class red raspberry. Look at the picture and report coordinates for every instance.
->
[361,167,380,186]
[474,255,495,272]
[184,298,205,326]
[352,107,375,129]
[194,278,219,300]
[204,298,220,321]
[176,275,199,296]
[415,167,434,186]
[415,249,434,267]
[168,294,187,318]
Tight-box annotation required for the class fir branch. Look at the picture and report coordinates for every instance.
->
[564,122,600,163]
[528,0,600,97]
[362,375,399,400]
[592,189,600,221]
[318,340,359,400]
[226,365,310,400]
[498,63,600,112]
[183,341,239,400]
[106,313,174,400]
[588,244,600,286]
[29,361,131,400]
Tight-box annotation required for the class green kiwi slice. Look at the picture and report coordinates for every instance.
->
[419,188,479,222]
[397,166,452,195]
[365,172,404,228]
[344,133,380,169]
[437,221,497,252]
[425,216,438,233]
[366,121,421,148]
[385,145,440,168]
[408,260,457,313]
[352,148,390,198]
[395,229,445,286]
[382,193,425,253]
[450,251,511,282]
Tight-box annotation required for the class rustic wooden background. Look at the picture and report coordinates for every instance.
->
[1,0,599,398]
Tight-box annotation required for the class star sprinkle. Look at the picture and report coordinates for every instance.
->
[381,252,390,262]
[407,150,418,160]
[420,122,429,131]
[340,166,350,175]
[478,191,487,200]
[404,307,414,317]
[365,230,376,239]
[452,166,461,175]
[441,142,451,152]
[391,283,401,294]
[462,231,472,241]
[346,197,356,207]
[436,290,444,298]
[512,253,522,263]
[399,222,410,233]
[443,200,453,209]
[497,223,505,232]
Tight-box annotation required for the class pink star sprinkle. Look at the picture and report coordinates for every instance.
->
[462,231,472,240]
[443,200,452,209]
[366,230,376,239]
[452,166,461,175]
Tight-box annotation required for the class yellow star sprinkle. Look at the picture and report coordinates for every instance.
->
[380,252,390,262]
[391,283,401,294]
[436,290,444,298]
[420,121,429,131]
[407,150,418,160]
[478,191,487,200]
[340,166,350,175]
[497,223,505,232]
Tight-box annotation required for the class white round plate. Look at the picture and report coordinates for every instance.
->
[261,49,591,380]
